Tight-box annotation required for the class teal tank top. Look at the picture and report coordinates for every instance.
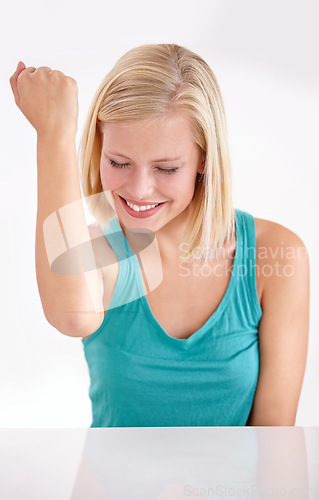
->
[82,208,262,427]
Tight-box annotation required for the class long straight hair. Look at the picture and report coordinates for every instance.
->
[79,43,236,262]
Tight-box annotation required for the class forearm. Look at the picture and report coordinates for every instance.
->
[35,134,103,334]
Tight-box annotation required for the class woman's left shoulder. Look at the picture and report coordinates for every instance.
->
[253,216,308,256]
[253,216,309,301]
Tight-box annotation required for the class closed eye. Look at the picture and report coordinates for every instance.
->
[109,160,129,169]
[109,159,179,175]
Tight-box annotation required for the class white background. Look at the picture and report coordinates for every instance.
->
[1,0,318,427]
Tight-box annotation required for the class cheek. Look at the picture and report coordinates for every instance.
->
[168,175,197,199]
[100,162,118,190]
[99,161,106,186]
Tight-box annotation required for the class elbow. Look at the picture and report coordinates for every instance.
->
[247,407,297,426]
[42,309,87,337]
[45,310,104,338]
[247,418,296,427]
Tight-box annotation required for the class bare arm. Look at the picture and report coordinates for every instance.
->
[10,62,104,336]
[248,221,310,425]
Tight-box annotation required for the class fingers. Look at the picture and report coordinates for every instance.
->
[21,66,36,74]
[9,62,76,132]
[34,66,53,72]
[9,63,55,108]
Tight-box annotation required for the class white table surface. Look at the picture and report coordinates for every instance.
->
[0,427,318,500]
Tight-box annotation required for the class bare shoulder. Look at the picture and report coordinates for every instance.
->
[254,217,308,252]
[254,216,309,302]
[254,217,309,271]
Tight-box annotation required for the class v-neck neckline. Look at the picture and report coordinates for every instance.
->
[109,211,241,344]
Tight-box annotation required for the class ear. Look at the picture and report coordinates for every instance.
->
[197,153,206,175]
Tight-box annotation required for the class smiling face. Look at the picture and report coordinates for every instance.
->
[99,111,205,236]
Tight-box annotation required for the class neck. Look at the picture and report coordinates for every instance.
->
[121,204,194,266]
[155,204,194,264]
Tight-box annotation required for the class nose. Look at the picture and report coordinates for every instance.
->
[126,168,157,203]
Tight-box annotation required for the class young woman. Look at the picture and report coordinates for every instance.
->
[10,44,310,427]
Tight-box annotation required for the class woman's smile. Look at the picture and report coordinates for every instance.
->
[99,111,204,233]
[118,194,168,218]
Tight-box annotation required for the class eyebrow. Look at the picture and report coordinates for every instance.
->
[107,151,183,163]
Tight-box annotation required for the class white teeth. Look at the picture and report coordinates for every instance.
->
[125,199,160,212]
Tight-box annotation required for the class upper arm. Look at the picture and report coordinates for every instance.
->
[53,223,105,337]
[71,222,119,339]
[248,221,310,426]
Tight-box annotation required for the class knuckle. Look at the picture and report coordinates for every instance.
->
[37,66,52,72]
[50,70,61,81]
[51,70,63,79]
[36,71,47,82]
[68,77,78,88]
[34,67,50,80]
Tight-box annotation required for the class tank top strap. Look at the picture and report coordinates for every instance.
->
[100,212,261,317]
[235,209,256,255]
[105,217,135,261]
[234,208,262,319]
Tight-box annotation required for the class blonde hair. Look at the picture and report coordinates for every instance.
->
[79,43,235,262]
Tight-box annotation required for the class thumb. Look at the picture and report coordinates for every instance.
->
[16,61,26,72]
[9,61,27,108]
